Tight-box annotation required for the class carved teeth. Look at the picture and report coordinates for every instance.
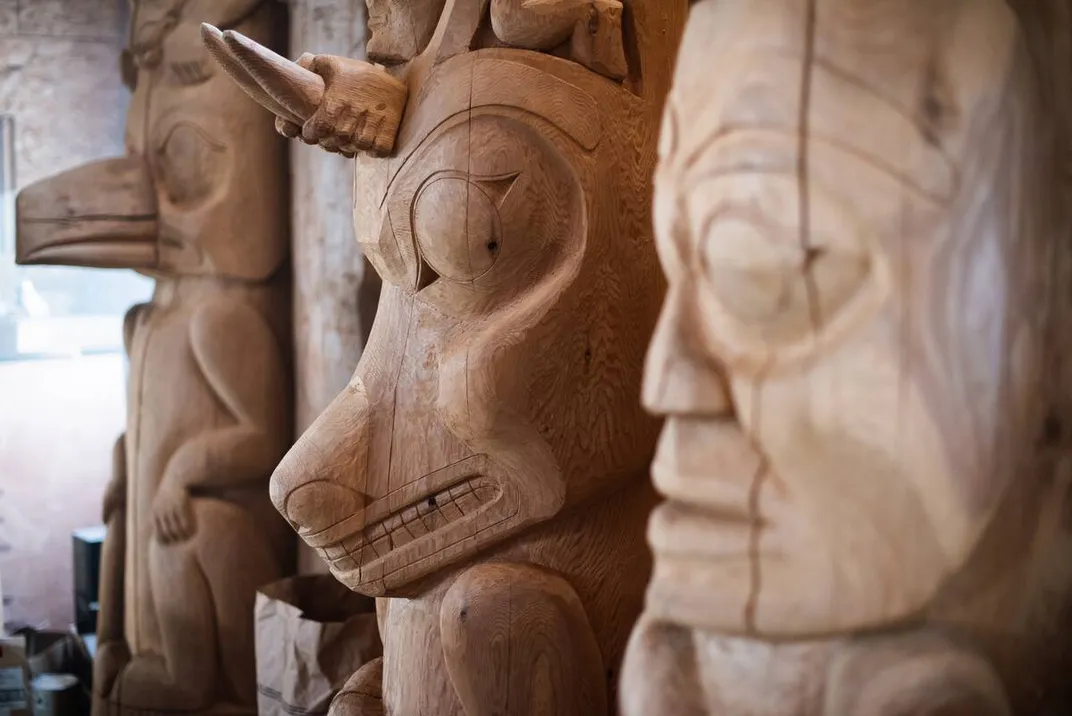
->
[209,25,325,123]
[324,478,501,572]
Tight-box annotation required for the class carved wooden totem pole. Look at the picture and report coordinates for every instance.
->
[15,2,293,715]
[203,0,686,713]
[622,1,1072,714]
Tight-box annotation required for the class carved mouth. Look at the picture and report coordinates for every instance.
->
[319,477,502,573]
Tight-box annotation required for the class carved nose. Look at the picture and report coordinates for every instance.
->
[643,289,732,417]
[270,381,371,536]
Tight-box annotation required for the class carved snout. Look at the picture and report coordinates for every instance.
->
[270,380,371,547]
[201,24,324,127]
[16,156,158,269]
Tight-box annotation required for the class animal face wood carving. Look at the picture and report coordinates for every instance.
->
[208,2,687,714]
[624,1,1072,714]
[15,2,293,715]
[288,53,662,596]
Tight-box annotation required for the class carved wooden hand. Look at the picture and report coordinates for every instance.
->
[201,24,407,156]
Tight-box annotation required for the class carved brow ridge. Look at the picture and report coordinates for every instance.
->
[685,126,954,207]
[676,53,959,205]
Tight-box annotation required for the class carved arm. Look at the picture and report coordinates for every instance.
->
[201,25,408,157]
[159,298,289,496]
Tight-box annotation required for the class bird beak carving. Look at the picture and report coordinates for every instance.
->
[201,23,324,126]
[16,157,158,269]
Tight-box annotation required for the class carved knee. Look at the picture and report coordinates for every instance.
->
[440,562,606,716]
[824,630,1011,716]
[329,657,384,716]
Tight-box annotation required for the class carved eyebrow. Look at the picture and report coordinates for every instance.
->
[673,70,958,206]
[683,126,951,207]
[381,55,603,205]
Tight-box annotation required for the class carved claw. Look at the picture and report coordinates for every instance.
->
[200,23,324,124]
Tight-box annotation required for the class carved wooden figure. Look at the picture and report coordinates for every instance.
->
[15,2,293,715]
[621,1,1072,714]
[204,1,686,714]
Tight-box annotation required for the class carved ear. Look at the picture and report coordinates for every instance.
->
[201,23,324,124]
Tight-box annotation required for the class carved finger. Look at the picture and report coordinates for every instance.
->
[155,512,172,544]
[331,111,362,148]
[173,515,190,542]
[319,135,343,154]
[302,115,333,144]
[219,27,324,122]
[359,113,385,152]
[347,112,373,147]
[167,509,184,543]
[201,24,305,125]
[275,116,301,139]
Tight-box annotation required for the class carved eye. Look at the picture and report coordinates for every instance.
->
[157,122,226,207]
[695,175,873,353]
[412,172,518,285]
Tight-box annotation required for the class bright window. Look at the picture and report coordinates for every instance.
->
[0,114,153,362]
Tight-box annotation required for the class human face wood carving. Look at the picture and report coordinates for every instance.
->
[643,0,1047,638]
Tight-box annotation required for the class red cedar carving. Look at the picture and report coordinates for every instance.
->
[15,2,294,714]
[204,1,687,714]
[621,1,1072,714]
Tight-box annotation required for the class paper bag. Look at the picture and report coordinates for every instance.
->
[255,576,381,716]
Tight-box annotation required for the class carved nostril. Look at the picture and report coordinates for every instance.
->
[279,481,365,535]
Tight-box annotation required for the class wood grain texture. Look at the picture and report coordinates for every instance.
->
[286,0,381,576]
[489,0,628,79]
[622,0,1072,714]
[207,1,687,713]
[15,2,294,715]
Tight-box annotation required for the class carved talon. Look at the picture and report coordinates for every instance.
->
[201,23,322,124]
